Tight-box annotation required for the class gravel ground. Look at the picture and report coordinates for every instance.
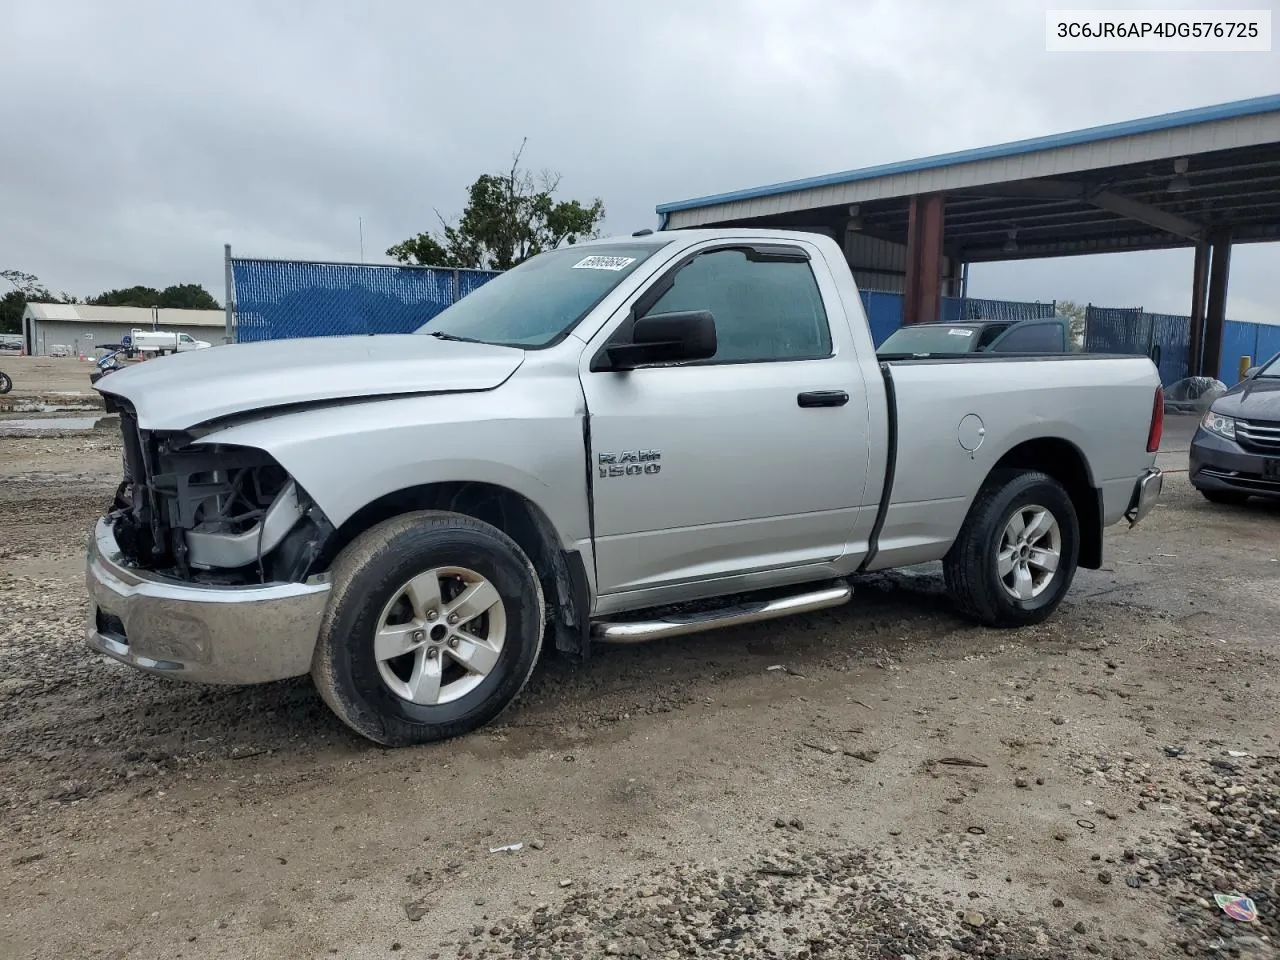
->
[0,355,108,413]
[1,419,1278,960]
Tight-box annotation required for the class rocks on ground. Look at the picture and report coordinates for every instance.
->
[431,846,1112,959]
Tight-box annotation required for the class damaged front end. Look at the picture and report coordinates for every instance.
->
[110,401,333,585]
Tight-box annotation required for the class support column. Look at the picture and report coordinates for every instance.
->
[1187,240,1209,378]
[1201,227,1232,381]
[903,198,921,322]
[223,243,236,346]
[903,192,945,324]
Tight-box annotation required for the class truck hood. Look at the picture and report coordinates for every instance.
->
[94,334,526,430]
[1211,375,1280,421]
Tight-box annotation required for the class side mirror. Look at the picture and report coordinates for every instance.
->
[604,310,717,371]
[1244,366,1260,379]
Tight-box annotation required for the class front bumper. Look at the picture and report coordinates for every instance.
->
[85,517,331,684]
[1124,466,1163,527]
[1189,428,1280,499]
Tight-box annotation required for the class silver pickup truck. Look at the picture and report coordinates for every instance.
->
[86,229,1164,746]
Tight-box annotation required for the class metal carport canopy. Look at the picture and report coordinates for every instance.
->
[655,93,1280,262]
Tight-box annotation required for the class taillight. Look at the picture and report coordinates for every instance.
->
[1147,385,1164,453]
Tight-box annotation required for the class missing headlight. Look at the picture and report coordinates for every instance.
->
[108,428,330,583]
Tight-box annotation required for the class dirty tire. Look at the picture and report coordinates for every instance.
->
[0,371,11,394]
[944,468,1079,628]
[1200,489,1249,506]
[311,510,544,747]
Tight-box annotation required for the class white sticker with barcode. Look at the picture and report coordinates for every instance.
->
[572,255,636,271]
[948,328,975,337]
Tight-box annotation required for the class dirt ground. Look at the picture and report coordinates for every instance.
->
[0,354,110,409]
[1,413,1277,960]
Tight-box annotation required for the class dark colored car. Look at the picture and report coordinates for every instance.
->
[876,316,1072,357]
[1189,350,1280,504]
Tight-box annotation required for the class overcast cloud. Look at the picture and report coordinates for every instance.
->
[2,0,1278,321]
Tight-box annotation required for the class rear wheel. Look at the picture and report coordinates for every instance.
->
[0,371,11,394]
[311,510,545,747]
[1200,489,1249,506]
[944,469,1080,628]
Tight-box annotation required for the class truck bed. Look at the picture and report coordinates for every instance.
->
[862,352,1160,572]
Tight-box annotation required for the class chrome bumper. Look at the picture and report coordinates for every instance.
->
[1124,467,1163,527]
[85,517,331,684]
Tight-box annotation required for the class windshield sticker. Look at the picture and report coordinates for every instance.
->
[572,255,637,271]
[948,328,975,337]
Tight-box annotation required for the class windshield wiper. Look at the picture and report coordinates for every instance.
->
[428,330,485,344]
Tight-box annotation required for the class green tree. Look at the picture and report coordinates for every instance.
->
[1,269,51,299]
[1,270,221,334]
[89,283,220,309]
[90,285,163,307]
[157,283,221,310]
[1,269,77,335]
[1056,298,1087,348]
[0,289,26,335]
[388,140,605,271]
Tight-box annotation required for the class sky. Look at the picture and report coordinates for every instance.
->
[2,0,1278,322]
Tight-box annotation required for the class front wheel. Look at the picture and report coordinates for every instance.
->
[0,371,11,394]
[311,510,545,747]
[944,469,1080,628]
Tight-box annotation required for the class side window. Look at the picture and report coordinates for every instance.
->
[639,248,832,362]
[975,324,1009,350]
[180,334,193,343]
[992,323,1063,353]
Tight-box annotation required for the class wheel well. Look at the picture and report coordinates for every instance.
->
[990,438,1103,569]
[316,483,590,656]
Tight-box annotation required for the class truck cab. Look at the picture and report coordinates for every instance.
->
[127,329,213,356]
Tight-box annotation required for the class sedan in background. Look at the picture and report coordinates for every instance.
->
[1190,350,1280,504]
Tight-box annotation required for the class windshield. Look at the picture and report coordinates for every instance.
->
[1257,352,1280,377]
[877,324,982,355]
[415,242,666,348]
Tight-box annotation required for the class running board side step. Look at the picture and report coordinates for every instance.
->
[591,584,852,645]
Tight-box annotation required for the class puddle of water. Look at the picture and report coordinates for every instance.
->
[0,416,117,433]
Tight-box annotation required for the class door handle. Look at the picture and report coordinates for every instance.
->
[797,390,849,408]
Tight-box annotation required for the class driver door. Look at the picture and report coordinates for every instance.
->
[579,239,873,605]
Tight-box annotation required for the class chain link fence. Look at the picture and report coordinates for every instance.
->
[1082,304,1278,386]
[228,254,499,343]
[223,251,1276,386]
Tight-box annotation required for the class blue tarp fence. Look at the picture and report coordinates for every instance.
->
[229,255,1061,348]
[227,256,1278,386]
[230,258,500,343]
[1082,303,1278,386]
[1221,320,1280,380]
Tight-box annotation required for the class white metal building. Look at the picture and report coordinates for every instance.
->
[21,304,227,357]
